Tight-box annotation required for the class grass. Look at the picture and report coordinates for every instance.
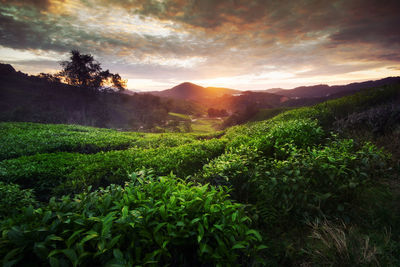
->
[168,112,191,120]
[191,118,222,133]
[165,112,222,133]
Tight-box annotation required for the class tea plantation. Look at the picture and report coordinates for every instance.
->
[1,84,399,266]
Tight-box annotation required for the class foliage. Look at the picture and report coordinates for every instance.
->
[199,147,261,203]
[253,118,324,157]
[0,173,264,266]
[0,182,36,219]
[207,108,228,117]
[250,107,292,122]
[1,83,399,265]
[0,122,205,160]
[58,50,126,92]
[0,139,226,199]
[0,64,174,130]
[270,84,400,128]
[0,152,85,201]
[254,140,390,226]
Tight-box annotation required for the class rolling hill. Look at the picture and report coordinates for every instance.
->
[263,77,400,98]
[147,82,240,100]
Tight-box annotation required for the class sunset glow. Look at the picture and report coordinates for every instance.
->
[1,0,399,91]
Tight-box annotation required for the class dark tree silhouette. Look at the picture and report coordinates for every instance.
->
[58,50,126,92]
[207,108,228,117]
[38,73,61,83]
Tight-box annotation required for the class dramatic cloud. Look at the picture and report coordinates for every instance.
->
[0,0,399,90]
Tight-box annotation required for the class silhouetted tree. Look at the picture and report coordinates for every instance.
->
[58,50,126,93]
[38,73,60,83]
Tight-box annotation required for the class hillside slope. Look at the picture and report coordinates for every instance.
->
[264,77,400,98]
[0,64,171,130]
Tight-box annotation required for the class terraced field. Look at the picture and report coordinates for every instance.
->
[1,84,399,266]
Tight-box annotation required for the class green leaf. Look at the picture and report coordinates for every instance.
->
[80,231,99,245]
[232,243,246,249]
[113,249,124,261]
[49,257,60,267]
[108,234,122,249]
[154,222,167,233]
[197,224,204,243]
[66,229,85,248]
[121,206,128,218]
[257,244,268,250]
[62,249,78,266]
[3,248,22,267]
[246,229,262,241]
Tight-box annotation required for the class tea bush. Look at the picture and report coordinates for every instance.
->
[255,140,390,226]
[0,122,205,160]
[0,173,264,266]
[0,152,85,200]
[61,138,226,194]
[252,119,324,159]
[199,148,262,203]
[0,182,36,219]
[0,139,226,199]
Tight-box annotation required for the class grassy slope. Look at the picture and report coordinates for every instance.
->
[250,107,292,122]
[166,112,223,133]
[0,83,399,265]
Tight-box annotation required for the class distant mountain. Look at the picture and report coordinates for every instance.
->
[147,82,288,112]
[257,88,284,94]
[262,77,400,98]
[148,82,240,101]
[120,89,139,95]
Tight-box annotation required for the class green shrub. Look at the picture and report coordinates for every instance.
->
[255,140,390,225]
[246,119,324,160]
[0,122,199,160]
[0,139,226,199]
[62,139,226,194]
[272,84,400,128]
[198,145,267,204]
[267,119,324,149]
[0,173,264,266]
[0,182,36,219]
[0,152,85,201]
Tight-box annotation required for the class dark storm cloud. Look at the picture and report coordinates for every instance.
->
[91,0,400,63]
[0,4,215,59]
[2,0,399,59]
[0,12,68,51]
[328,0,400,47]
[0,0,399,90]
[0,0,52,9]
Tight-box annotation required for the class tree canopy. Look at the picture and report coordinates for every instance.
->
[58,50,126,92]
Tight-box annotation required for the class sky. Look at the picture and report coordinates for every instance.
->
[0,0,400,91]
